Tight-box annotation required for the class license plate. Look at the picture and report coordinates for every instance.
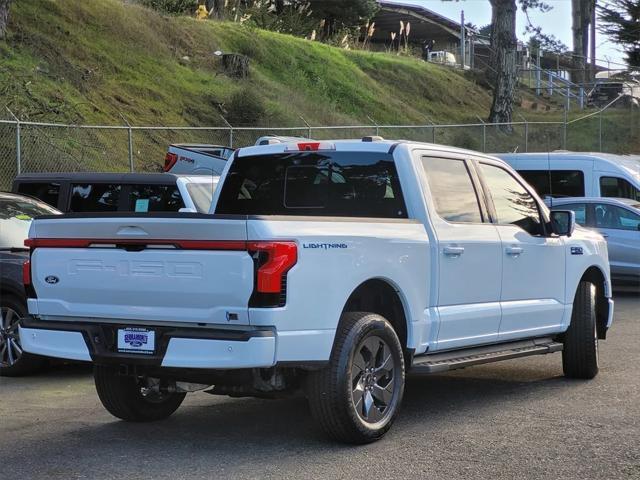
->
[117,328,155,355]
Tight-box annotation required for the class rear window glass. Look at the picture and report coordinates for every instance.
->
[70,184,121,212]
[16,182,61,208]
[128,185,184,212]
[216,152,407,218]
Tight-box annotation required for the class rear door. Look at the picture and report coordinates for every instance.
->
[477,162,566,340]
[421,155,503,350]
[592,202,640,280]
[28,215,253,325]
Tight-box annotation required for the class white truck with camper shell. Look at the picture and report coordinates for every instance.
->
[20,139,614,443]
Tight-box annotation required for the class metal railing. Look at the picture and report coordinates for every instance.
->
[0,99,637,190]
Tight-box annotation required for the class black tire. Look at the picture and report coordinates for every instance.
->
[94,365,186,422]
[0,295,47,377]
[562,281,599,379]
[307,312,405,444]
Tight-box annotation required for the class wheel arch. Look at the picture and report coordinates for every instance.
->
[0,282,26,305]
[339,277,411,356]
[577,266,610,340]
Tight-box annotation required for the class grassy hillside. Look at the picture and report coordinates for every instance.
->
[1,0,493,126]
[0,0,637,185]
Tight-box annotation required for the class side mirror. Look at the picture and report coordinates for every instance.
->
[550,210,576,237]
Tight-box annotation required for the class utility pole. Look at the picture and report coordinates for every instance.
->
[589,1,596,80]
[460,10,465,69]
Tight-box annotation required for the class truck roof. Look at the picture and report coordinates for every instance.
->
[236,138,503,162]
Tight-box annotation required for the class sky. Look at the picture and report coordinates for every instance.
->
[385,0,627,68]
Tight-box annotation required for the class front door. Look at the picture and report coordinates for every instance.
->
[421,156,502,350]
[478,162,566,341]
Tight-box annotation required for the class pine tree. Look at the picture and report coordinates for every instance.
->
[598,0,640,69]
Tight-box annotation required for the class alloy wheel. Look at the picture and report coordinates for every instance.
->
[0,307,23,367]
[351,335,397,425]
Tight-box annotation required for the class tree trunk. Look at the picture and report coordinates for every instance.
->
[221,53,249,78]
[488,0,517,128]
[571,0,586,84]
[487,6,498,84]
[0,0,12,39]
[207,0,225,19]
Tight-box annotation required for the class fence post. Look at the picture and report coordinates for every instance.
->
[220,115,233,148]
[599,109,603,152]
[299,116,312,139]
[119,113,134,172]
[548,71,553,96]
[517,113,528,153]
[127,127,134,172]
[367,115,379,137]
[476,116,486,153]
[579,87,584,110]
[6,108,21,174]
[563,108,568,150]
[566,86,570,111]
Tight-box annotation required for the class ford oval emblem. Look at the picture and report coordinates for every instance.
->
[45,275,59,284]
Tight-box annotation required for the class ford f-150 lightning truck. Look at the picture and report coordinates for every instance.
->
[19,139,614,443]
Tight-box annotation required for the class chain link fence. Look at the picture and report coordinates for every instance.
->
[1,105,637,191]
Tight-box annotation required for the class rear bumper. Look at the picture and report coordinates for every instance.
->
[19,317,276,369]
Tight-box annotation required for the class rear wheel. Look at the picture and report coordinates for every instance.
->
[307,312,405,444]
[562,281,599,379]
[0,295,46,377]
[94,365,186,422]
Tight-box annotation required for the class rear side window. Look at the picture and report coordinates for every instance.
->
[600,176,640,201]
[594,203,640,231]
[128,185,184,212]
[216,152,407,218]
[70,184,121,212]
[16,182,61,208]
[421,157,483,223]
[517,170,585,197]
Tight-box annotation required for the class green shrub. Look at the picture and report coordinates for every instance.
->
[226,88,266,126]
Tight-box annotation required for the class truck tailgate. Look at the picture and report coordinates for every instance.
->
[27,215,254,325]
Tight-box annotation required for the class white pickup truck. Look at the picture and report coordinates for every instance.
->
[20,139,614,443]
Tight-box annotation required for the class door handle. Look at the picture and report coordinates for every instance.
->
[443,246,465,257]
[506,246,524,256]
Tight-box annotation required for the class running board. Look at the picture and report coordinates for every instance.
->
[410,337,563,374]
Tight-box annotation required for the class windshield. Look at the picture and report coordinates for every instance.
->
[0,196,59,249]
[186,180,218,213]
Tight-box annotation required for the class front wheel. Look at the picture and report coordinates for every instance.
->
[307,312,405,444]
[94,365,186,422]
[562,281,599,379]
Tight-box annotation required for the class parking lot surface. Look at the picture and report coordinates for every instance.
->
[1,294,638,480]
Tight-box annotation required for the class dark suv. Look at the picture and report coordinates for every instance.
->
[0,192,60,376]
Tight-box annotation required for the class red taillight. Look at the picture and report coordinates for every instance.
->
[22,260,31,286]
[247,242,297,294]
[164,152,178,172]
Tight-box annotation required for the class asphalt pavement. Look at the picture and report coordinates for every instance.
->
[1,293,638,480]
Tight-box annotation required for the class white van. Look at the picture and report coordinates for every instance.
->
[496,152,640,201]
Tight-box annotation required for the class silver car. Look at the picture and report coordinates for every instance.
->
[549,197,640,285]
